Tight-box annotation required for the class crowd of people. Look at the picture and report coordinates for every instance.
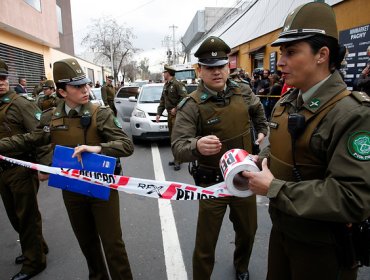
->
[0,2,369,280]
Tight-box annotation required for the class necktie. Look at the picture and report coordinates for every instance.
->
[68,109,78,117]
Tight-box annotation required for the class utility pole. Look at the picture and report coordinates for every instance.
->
[169,24,178,64]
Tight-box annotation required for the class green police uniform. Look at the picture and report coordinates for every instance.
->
[0,58,48,279]
[261,2,370,279]
[37,80,60,111]
[157,66,187,167]
[171,37,268,280]
[0,58,134,279]
[101,76,117,116]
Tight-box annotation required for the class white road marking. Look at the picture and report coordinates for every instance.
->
[152,143,188,280]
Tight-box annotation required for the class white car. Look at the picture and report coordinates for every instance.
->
[89,88,104,106]
[114,86,140,122]
[130,83,168,143]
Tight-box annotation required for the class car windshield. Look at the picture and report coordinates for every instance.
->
[175,70,196,81]
[139,86,163,103]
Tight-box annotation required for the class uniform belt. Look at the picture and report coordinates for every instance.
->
[197,166,223,184]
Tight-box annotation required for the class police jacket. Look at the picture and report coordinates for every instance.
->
[171,79,268,166]
[264,71,370,244]
[0,90,42,159]
[157,78,187,116]
[0,100,133,166]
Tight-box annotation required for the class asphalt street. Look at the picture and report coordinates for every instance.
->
[1,121,369,280]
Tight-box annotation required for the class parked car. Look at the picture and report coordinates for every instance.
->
[130,83,168,143]
[185,83,198,94]
[114,86,140,121]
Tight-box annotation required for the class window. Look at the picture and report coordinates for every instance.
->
[56,5,63,34]
[116,87,140,98]
[24,0,41,12]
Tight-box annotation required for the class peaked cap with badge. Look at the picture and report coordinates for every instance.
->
[163,65,176,76]
[0,58,9,77]
[194,36,231,66]
[271,2,338,47]
[53,58,90,85]
[42,80,55,89]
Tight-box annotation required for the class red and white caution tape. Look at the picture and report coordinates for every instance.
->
[0,154,232,200]
[0,149,259,200]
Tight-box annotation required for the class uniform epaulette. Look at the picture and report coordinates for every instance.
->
[20,95,35,102]
[98,105,109,109]
[42,107,55,114]
[351,91,370,104]
[178,97,191,109]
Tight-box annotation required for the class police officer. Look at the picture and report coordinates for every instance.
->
[156,65,187,171]
[32,75,47,98]
[171,36,268,280]
[0,58,48,280]
[230,68,250,86]
[37,80,60,111]
[243,3,370,280]
[0,58,134,279]
[101,75,117,116]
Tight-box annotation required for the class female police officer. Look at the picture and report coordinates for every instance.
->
[243,2,370,280]
[0,58,134,279]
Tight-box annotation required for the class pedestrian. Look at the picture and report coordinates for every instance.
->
[101,75,117,115]
[14,77,28,94]
[171,36,268,280]
[0,58,48,280]
[37,80,60,111]
[243,3,370,280]
[0,58,134,279]
[156,65,187,171]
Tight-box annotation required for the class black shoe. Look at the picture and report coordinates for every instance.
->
[11,265,45,280]
[168,161,175,166]
[236,270,249,280]
[15,255,26,265]
[174,163,181,171]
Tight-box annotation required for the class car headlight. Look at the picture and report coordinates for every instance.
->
[132,108,146,118]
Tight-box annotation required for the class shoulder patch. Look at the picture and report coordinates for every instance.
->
[113,117,122,128]
[347,131,370,161]
[35,111,42,121]
[178,97,191,109]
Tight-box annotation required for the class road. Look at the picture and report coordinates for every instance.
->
[1,122,369,280]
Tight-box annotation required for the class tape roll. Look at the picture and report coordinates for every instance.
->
[219,149,260,197]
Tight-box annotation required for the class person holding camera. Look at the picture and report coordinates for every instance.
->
[242,2,370,279]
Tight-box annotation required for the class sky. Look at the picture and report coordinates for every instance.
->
[70,0,237,71]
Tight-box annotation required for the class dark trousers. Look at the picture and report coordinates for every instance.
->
[168,113,180,164]
[267,226,358,280]
[108,100,117,116]
[62,189,132,280]
[0,166,47,274]
[193,195,257,280]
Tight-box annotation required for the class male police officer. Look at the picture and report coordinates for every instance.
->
[0,58,134,279]
[156,65,187,171]
[101,75,117,116]
[243,2,370,279]
[171,36,268,280]
[0,58,48,280]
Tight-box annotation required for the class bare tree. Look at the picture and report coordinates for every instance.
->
[139,58,150,80]
[82,17,138,82]
[123,61,138,83]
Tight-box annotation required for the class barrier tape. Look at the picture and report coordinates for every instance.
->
[0,154,232,200]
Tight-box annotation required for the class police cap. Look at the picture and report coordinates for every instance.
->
[163,65,176,76]
[42,80,55,88]
[53,58,91,85]
[194,36,230,67]
[107,75,114,80]
[271,2,338,47]
[0,58,9,77]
